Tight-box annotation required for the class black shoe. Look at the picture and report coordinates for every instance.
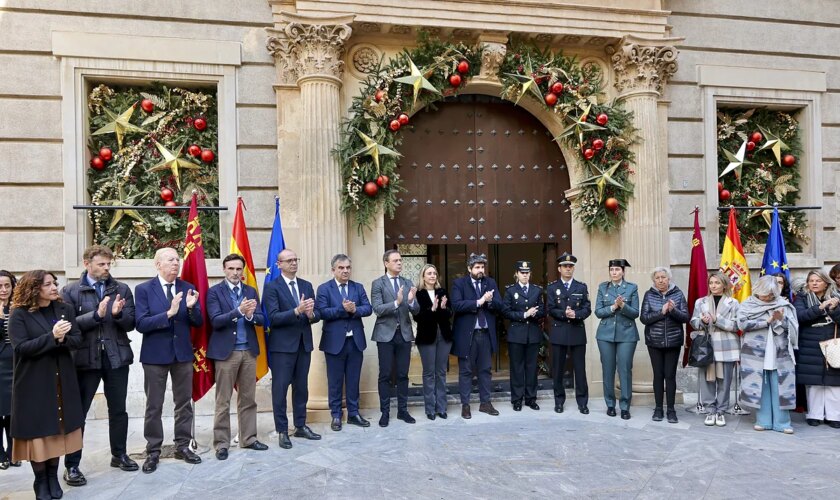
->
[10,461,21,467]
[330,417,342,431]
[652,407,664,422]
[174,447,202,464]
[527,401,540,411]
[397,411,416,424]
[479,402,499,416]
[293,425,322,440]
[513,401,522,411]
[437,412,448,420]
[278,432,292,449]
[110,454,139,471]
[427,413,436,420]
[142,453,159,474]
[579,406,589,415]
[0,453,8,470]
[379,413,389,427]
[461,404,472,419]
[216,448,229,460]
[806,418,821,426]
[47,462,63,498]
[245,440,269,451]
[554,405,564,414]
[607,407,617,417]
[666,409,678,424]
[347,415,371,427]
[621,410,631,420]
[63,466,86,487]
[828,420,840,429]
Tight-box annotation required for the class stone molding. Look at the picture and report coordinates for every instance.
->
[606,35,682,96]
[477,41,507,84]
[267,14,354,86]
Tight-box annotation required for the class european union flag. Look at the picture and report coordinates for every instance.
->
[264,197,286,288]
[760,207,790,298]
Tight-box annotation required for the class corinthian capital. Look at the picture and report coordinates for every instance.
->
[606,36,682,95]
[266,13,354,85]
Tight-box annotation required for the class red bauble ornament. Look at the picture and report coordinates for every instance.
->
[194,118,207,131]
[374,89,385,102]
[99,147,113,161]
[544,93,558,107]
[449,74,462,87]
[90,156,105,170]
[746,141,756,152]
[164,200,178,214]
[200,149,215,162]
[363,181,379,197]
[140,99,155,113]
[376,174,390,188]
[604,197,619,211]
[188,144,202,157]
[592,138,605,151]
[583,148,595,160]
[398,113,410,125]
[551,82,564,94]
[717,181,723,192]
[389,119,401,132]
[596,113,609,126]
[750,131,762,143]
[457,60,470,74]
[782,154,796,167]
[160,187,175,202]
[719,189,731,201]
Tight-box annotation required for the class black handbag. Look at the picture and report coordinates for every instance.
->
[688,333,714,367]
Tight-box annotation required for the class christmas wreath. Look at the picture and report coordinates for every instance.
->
[86,83,220,259]
[717,108,807,253]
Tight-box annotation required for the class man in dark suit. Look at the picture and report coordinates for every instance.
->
[371,250,419,427]
[61,245,137,487]
[546,253,592,414]
[316,254,372,431]
[206,254,269,460]
[263,248,322,449]
[451,253,503,419]
[502,261,545,412]
[134,247,203,473]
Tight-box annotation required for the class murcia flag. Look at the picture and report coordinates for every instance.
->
[683,208,709,367]
[719,207,751,303]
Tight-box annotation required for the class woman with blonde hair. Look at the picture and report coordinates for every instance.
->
[689,272,740,426]
[412,264,453,420]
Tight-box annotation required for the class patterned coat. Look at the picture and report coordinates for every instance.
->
[689,295,740,363]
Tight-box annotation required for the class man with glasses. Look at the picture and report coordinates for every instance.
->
[263,249,321,448]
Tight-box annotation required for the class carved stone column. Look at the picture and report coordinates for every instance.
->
[267,13,353,415]
[607,35,680,393]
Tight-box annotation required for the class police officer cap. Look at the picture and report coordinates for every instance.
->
[515,260,532,272]
[557,252,577,266]
[608,258,631,269]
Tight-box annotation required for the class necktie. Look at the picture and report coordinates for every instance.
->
[94,281,104,300]
[564,281,570,291]
[475,281,487,329]
[290,281,300,306]
[165,283,174,302]
[392,277,400,298]
[340,283,348,300]
[522,285,528,295]
[232,285,240,302]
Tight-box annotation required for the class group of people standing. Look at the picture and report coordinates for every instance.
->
[3,245,840,500]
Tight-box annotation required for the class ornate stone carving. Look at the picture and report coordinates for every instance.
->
[357,22,381,33]
[266,35,297,86]
[267,21,352,83]
[351,46,380,75]
[478,41,507,82]
[389,25,412,35]
[606,37,678,95]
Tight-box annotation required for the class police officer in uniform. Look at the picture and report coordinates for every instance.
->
[546,253,592,414]
[502,261,545,411]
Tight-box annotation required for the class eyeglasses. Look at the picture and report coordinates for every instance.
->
[278,258,300,263]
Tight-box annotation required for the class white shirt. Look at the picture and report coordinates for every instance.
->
[764,323,778,370]
[157,276,176,297]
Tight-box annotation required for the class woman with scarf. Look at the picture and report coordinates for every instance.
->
[737,275,799,434]
[793,270,840,428]
[689,272,740,427]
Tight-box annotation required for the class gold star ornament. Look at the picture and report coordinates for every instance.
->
[756,125,789,165]
[350,129,401,174]
[503,55,545,106]
[557,103,604,148]
[719,139,755,180]
[147,141,202,190]
[394,58,440,110]
[579,160,627,202]
[91,103,147,149]
[99,184,146,231]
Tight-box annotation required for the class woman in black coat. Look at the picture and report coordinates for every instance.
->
[412,264,453,420]
[0,270,17,469]
[9,270,84,499]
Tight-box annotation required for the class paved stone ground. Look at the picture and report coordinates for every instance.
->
[1,397,837,499]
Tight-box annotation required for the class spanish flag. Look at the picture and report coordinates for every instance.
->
[230,197,269,380]
[719,207,751,302]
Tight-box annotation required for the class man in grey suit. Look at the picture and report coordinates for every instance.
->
[371,250,419,427]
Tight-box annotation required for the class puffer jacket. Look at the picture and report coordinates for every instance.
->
[61,272,136,370]
[640,284,689,348]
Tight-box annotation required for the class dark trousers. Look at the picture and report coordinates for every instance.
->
[325,336,363,419]
[598,340,636,411]
[377,331,412,414]
[552,343,588,408]
[418,331,451,414]
[65,359,130,467]
[508,342,539,404]
[270,341,311,431]
[142,361,193,454]
[648,346,681,409]
[458,329,492,404]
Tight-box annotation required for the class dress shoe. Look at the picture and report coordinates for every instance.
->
[294,426,322,440]
[10,461,21,467]
[554,405,564,414]
[526,401,540,411]
[437,412,448,419]
[110,454,139,471]
[828,420,840,429]
[806,418,821,426]
[621,410,631,420]
[215,448,229,460]
[278,432,293,449]
[513,401,522,411]
[347,415,371,427]
[330,417,342,431]
[606,407,617,417]
[461,404,472,419]
[174,448,202,464]
[141,454,159,474]
[666,409,678,424]
[652,407,664,422]
[579,406,589,415]
[479,402,499,416]
[427,413,436,420]
[245,440,269,451]
[379,413,390,427]
[63,466,87,486]
[397,411,416,424]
